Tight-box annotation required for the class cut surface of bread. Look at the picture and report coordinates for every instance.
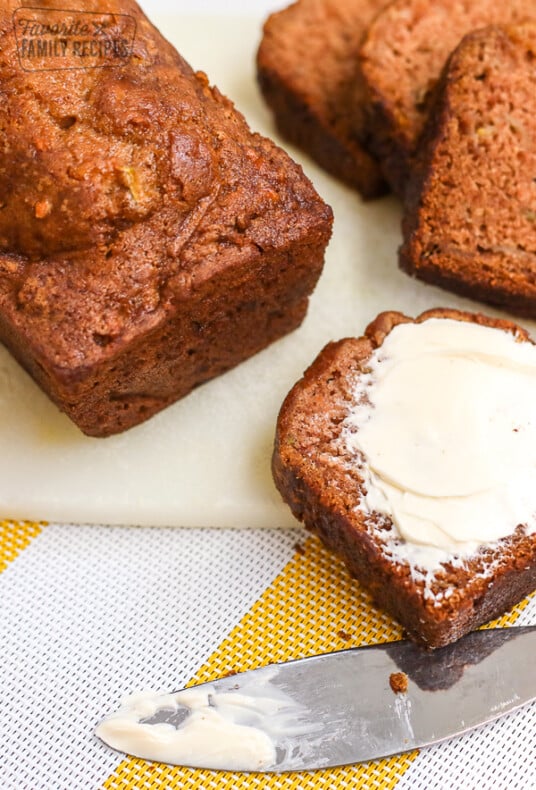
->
[0,0,333,436]
[273,309,536,647]
[400,24,536,317]
[257,0,390,199]
[360,0,536,195]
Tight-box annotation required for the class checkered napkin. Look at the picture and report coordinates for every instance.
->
[1,520,534,790]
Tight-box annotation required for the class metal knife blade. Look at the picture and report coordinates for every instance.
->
[96,626,536,772]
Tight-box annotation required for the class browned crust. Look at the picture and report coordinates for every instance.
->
[364,308,531,345]
[358,2,427,198]
[2,232,330,436]
[273,309,536,648]
[257,59,386,199]
[356,79,412,199]
[399,25,536,318]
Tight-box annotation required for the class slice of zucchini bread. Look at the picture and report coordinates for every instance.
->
[257,0,390,199]
[400,24,536,316]
[273,309,536,647]
[359,0,536,195]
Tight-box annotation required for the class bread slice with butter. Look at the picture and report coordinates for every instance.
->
[272,309,536,648]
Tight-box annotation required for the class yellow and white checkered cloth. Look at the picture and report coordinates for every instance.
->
[1,520,534,790]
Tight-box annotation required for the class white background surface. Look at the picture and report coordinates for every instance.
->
[140,1,289,14]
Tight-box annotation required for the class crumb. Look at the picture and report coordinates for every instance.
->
[223,670,238,677]
[389,672,408,694]
[34,199,52,219]
[336,629,352,641]
[294,542,306,556]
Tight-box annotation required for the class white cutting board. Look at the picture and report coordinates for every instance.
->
[1,10,533,528]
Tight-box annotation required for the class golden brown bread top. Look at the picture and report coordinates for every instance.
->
[1,0,200,258]
[0,0,332,369]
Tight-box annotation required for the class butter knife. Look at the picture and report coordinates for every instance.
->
[96,626,536,772]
